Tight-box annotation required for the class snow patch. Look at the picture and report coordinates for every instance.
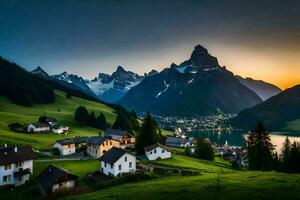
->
[188,79,194,84]
[155,80,170,98]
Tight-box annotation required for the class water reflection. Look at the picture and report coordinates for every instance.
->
[189,130,300,153]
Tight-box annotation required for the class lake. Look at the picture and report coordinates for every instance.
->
[188,130,300,153]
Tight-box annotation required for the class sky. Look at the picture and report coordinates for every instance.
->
[0,0,299,89]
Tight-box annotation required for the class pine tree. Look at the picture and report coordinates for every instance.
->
[88,111,97,128]
[281,136,291,171]
[74,106,89,125]
[96,112,107,130]
[288,141,300,173]
[246,122,274,170]
[135,112,163,154]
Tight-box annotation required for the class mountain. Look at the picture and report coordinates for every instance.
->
[236,76,282,101]
[31,67,96,98]
[0,57,55,106]
[230,85,300,131]
[86,66,145,103]
[119,45,262,116]
[31,66,51,80]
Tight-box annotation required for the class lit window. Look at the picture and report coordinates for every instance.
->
[4,164,11,170]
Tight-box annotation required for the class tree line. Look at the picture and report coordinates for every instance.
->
[0,56,55,106]
[247,121,300,173]
[74,106,108,130]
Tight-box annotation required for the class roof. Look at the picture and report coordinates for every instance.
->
[31,122,50,128]
[104,129,133,141]
[55,137,90,145]
[144,143,170,152]
[99,147,129,164]
[0,145,35,165]
[87,136,109,145]
[165,137,188,144]
[37,165,78,192]
[52,124,68,129]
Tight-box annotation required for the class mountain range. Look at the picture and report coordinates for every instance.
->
[31,44,283,117]
[230,85,300,131]
[119,45,263,116]
[236,76,282,101]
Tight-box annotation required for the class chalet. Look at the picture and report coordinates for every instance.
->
[53,139,76,156]
[37,165,78,195]
[104,129,135,148]
[165,137,192,148]
[99,147,136,177]
[51,124,69,134]
[0,145,34,187]
[27,122,50,133]
[86,136,120,158]
[144,143,171,160]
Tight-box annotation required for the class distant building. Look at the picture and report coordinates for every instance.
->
[37,165,78,196]
[53,139,76,156]
[165,137,192,148]
[86,136,120,158]
[99,147,136,177]
[0,145,34,187]
[27,123,50,133]
[51,124,69,134]
[144,143,171,160]
[104,129,135,149]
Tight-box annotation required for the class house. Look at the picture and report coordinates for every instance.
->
[37,165,78,195]
[53,139,76,156]
[86,136,120,158]
[165,137,192,148]
[144,143,171,160]
[104,129,135,148]
[0,145,34,187]
[99,147,136,177]
[27,122,50,133]
[51,124,69,134]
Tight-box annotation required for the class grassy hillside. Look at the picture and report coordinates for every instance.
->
[0,90,117,150]
[63,171,300,200]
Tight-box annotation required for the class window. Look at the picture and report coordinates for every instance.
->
[106,141,108,145]
[104,162,107,167]
[154,149,157,154]
[68,144,71,148]
[4,164,11,170]
[118,165,122,171]
[129,162,132,168]
[15,162,23,168]
[162,150,165,153]
[110,141,112,145]
[111,164,113,169]
[125,157,127,162]
[150,151,152,155]
[3,175,11,183]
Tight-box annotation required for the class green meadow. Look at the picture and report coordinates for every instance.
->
[0,90,117,150]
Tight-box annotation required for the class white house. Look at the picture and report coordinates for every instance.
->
[51,125,69,134]
[165,137,192,148]
[99,147,136,177]
[53,139,76,156]
[0,145,34,187]
[27,123,50,133]
[144,143,171,160]
[37,165,78,196]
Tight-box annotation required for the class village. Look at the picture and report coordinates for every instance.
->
[0,113,248,198]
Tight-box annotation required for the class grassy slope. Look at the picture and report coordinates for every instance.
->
[62,155,300,200]
[64,171,300,200]
[286,119,300,132]
[0,90,117,150]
